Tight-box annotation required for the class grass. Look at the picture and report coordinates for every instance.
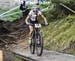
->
[42,15,75,54]
[15,56,22,61]
[1,8,22,22]
[0,7,22,22]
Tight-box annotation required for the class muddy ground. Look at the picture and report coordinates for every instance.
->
[0,17,29,47]
[0,17,29,61]
[0,9,29,47]
[0,9,30,61]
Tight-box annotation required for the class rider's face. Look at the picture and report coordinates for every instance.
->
[33,8,37,12]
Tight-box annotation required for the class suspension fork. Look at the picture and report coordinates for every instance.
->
[35,28,40,40]
[33,27,40,43]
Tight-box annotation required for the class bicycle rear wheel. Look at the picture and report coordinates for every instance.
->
[36,32,43,56]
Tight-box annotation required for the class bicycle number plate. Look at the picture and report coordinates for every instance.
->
[35,24,41,28]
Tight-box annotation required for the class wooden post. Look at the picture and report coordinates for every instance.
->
[0,50,3,61]
[60,3,75,14]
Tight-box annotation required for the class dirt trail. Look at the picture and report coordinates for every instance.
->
[0,17,29,47]
[0,8,30,47]
[0,9,30,61]
[0,17,30,61]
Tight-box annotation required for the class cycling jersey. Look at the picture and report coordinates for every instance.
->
[28,9,42,22]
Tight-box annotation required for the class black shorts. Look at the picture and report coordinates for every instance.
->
[29,19,39,26]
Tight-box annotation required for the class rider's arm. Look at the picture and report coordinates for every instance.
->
[40,13,47,23]
[38,10,48,24]
[25,10,32,24]
[25,15,30,24]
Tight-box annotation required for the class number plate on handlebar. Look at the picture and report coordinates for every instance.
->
[35,24,41,28]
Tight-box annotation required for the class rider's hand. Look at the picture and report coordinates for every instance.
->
[45,21,48,26]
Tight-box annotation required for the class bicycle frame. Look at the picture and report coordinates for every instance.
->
[32,24,41,39]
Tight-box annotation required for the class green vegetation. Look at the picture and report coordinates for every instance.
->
[0,3,49,22]
[15,56,22,61]
[43,15,75,53]
[39,3,49,9]
[0,8,22,22]
[42,0,75,55]
[0,8,9,14]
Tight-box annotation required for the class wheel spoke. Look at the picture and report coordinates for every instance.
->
[36,33,43,56]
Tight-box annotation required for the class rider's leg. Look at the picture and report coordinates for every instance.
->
[29,25,33,37]
[28,25,33,44]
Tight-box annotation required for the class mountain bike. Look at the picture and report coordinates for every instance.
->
[30,23,43,56]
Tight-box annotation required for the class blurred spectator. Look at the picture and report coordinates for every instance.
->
[20,0,27,17]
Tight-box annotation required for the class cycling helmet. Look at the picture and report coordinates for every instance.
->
[32,5,37,9]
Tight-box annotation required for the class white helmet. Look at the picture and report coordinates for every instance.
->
[32,5,37,9]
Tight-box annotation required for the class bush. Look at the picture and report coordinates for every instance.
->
[47,0,75,20]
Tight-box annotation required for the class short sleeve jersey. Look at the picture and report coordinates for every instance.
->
[28,9,42,21]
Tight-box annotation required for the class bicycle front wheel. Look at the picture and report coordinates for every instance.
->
[36,32,43,56]
[30,38,35,54]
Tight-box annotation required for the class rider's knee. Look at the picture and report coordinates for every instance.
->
[30,28,33,32]
[29,26,33,32]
